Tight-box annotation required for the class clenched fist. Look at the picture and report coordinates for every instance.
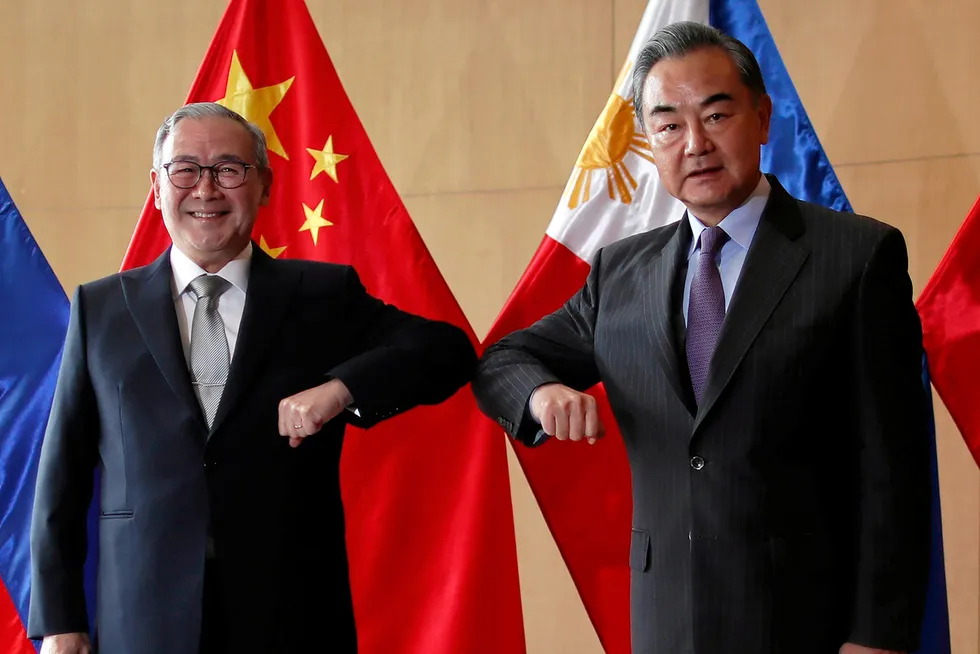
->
[40,633,91,654]
[278,378,354,447]
[530,383,605,444]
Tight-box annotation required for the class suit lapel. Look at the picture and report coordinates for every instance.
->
[210,246,300,434]
[642,219,697,416]
[694,177,809,430]
[122,248,206,430]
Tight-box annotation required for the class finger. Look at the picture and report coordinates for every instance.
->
[290,417,308,438]
[584,402,599,444]
[284,403,309,444]
[278,399,291,437]
[567,402,585,442]
[552,406,569,441]
[538,404,555,437]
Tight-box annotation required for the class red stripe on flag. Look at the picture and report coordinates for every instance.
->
[918,192,980,466]
[0,582,35,654]
[482,236,633,654]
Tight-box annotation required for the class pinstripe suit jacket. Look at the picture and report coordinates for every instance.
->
[472,176,931,653]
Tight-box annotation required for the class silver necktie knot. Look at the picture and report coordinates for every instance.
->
[188,274,230,302]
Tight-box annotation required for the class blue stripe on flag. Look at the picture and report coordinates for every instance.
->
[0,177,99,646]
[0,176,69,634]
[709,2,951,651]
[711,0,852,212]
[919,357,953,653]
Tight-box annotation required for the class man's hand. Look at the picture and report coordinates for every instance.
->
[840,644,904,654]
[278,379,354,447]
[530,383,605,444]
[40,633,91,654]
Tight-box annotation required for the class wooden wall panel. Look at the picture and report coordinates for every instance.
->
[405,187,559,338]
[1,1,978,652]
[761,0,980,165]
[311,0,614,197]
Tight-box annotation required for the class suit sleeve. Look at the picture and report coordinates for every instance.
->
[28,286,99,639]
[471,249,604,446]
[326,267,477,428]
[847,228,931,650]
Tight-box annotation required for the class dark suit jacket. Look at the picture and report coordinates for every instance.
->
[472,176,931,653]
[29,245,477,653]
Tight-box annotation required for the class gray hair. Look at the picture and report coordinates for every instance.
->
[152,102,270,170]
[631,21,767,124]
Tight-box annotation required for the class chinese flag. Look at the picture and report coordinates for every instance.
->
[120,1,525,652]
[918,193,980,467]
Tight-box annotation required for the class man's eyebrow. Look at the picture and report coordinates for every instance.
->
[701,93,735,107]
[648,93,735,117]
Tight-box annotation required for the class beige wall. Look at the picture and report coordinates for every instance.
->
[1,0,977,651]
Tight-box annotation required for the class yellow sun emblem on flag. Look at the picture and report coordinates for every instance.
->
[566,61,655,209]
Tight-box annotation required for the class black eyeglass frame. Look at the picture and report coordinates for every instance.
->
[161,160,258,189]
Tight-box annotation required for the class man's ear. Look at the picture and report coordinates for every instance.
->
[259,167,273,206]
[758,93,773,146]
[150,168,162,209]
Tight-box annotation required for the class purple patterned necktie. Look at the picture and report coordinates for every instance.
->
[687,226,730,404]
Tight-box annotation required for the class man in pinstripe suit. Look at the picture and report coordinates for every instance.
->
[473,22,930,654]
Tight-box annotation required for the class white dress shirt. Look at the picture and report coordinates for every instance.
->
[170,243,252,367]
[682,174,771,324]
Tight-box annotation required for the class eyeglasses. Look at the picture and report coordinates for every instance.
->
[161,161,257,189]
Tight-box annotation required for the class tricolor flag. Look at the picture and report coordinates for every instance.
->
[0,176,89,653]
[121,0,524,652]
[479,1,949,652]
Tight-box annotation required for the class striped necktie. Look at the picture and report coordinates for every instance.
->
[188,274,231,428]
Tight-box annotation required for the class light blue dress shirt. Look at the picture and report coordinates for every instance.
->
[529,175,772,443]
[683,174,771,324]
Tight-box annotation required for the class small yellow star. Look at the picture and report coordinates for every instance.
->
[299,199,333,246]
[258,235,287,259]
[307,136,349,182]
[217,51,294,160]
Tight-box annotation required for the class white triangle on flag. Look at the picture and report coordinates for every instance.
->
[546,0,709,265]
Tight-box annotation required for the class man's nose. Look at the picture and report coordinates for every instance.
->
[191,168,223,199]
[685,123,712,157]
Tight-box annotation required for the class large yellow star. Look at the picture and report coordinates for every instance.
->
[307,136,349,182]
[258,235,287,259]
[299,199,333,246]
[217,51,294,160]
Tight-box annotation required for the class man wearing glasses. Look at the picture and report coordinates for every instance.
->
[28,103,477,654]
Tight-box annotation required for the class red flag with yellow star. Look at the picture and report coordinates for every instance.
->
[120,1,525,651]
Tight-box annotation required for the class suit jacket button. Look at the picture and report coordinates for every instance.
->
[690,456,705,471]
